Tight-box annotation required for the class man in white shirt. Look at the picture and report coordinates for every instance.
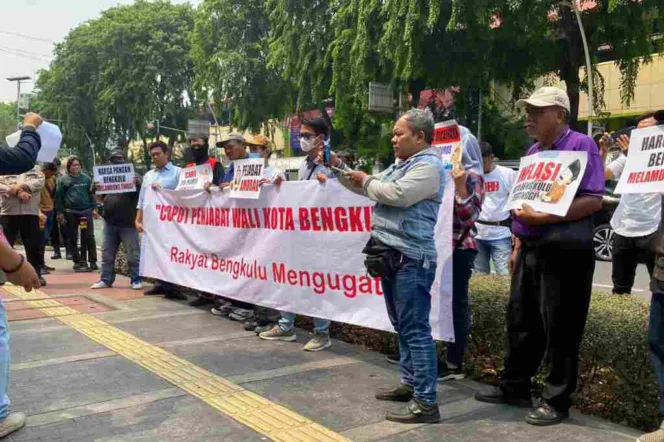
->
[602,113,661,294]
[474,142,516,276]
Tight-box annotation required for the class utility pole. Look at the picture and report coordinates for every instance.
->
[6,76,31,130]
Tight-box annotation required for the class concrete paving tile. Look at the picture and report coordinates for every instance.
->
[12,395,265,442]
[8,309,47,322]
[10,327,107,364]
[10,356,170,416]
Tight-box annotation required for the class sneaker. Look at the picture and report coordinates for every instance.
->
[375,384,414,402]
[51,252,62,260]
[211,301,234,316]
[189,297,213,307]
[475,386,532,408]
[385,399,441,424]
[131,281,144,290]
[229,308,255,322]
[254,323,275,334]
[66,253,73,260]
[38,277,47,287]
[304,332,331,352]
[91,281,111,290]
[525,402,569,426]
[437,361,465,382]
[73,263,90,273]
[89,262,99,271]
[259,325,297,342]
[165,291,187,301]
[0,412,26,438]
[638,429,664,442]
[39,266,51,275]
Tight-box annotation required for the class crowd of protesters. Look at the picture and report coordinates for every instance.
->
[2,87,664,441]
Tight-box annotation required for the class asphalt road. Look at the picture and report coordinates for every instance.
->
[593,259,652,302]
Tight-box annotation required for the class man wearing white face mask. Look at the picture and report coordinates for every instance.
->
[259,117,334,351]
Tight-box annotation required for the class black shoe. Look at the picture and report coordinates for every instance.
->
[475,387,531,407]
[437,361,465,382]
[73,263,91,273]
[66,253,73,261]
[385,399,441,424]
[38,277,47,287]
[39,267,50,276]
[244,320,259,331]
[189,297,213,307]
[44,265,55,271]
[89,263,99,271]
[385,352,400,365]
[165,291,187,301]
[376,384,414,402]
[525,402,569,426]
[144,286,167,296]
[51,252,62,260]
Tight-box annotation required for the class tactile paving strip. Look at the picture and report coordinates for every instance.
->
[5,283,351,442]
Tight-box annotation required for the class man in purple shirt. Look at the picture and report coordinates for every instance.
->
[475,87,604,426]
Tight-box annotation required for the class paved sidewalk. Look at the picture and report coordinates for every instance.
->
[2,256,642,441]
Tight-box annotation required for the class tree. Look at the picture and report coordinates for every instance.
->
[0,103,17,145]
[191,0,292,132]
[35,0,195,168]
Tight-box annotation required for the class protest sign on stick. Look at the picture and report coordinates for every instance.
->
[615,125,664,194]
[176,164,213,191]
[93,163,136,195]
[230,158,264,199]
[505,151,588,217]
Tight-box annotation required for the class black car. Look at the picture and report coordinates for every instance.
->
[495,160,620,262]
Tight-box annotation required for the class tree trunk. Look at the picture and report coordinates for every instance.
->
[409,78,426,109]
[558,6,584,131]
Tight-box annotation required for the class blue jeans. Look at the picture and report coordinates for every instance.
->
[0,301,10,419]
[279,312,330,333]
[101,224,140,285]
[446,248,478,367]
[475,237,512,276]
[41,211,55,248]
[650,291,664,415]
[383,256,437,405]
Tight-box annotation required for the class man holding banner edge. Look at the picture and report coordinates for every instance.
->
[475,87,604,426]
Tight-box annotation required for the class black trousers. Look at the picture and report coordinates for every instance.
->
[65,212,97,264]
[0,215,42,271]
[499,243,594,412]
[611,232,656,294]
[50,214,63,251]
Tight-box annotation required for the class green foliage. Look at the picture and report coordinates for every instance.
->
[36,0,195,168]
[0,103,17,145]
[191,0,293,132]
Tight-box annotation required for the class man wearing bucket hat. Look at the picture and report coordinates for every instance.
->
[475,87,604,426]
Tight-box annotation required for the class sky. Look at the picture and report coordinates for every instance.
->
[0,0,199,103]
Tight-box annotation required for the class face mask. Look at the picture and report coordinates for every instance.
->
[300,137,314,152]
[248,153,261,159]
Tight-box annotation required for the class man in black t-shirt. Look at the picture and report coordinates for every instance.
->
[91,148,143,290]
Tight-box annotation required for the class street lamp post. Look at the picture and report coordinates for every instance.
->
[6,76,31,130]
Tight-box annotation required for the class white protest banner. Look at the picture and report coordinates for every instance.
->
[5,121,62,162]
[432,120,462,170]
[615,125,664,194]
[93,163,136,195]
[177,163,213,191]
[505,151,588,217]
[230,158,264,199]
[140,179,455,341]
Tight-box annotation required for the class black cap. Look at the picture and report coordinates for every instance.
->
[109,148,125,160]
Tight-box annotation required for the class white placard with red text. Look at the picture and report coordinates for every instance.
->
[93,163,136,195]
[433,120,460,170]
[505,151,588,217]
[140,180,455,341]
[176,163,213,191]
[615,125,664,194]
[230,158,264,199]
